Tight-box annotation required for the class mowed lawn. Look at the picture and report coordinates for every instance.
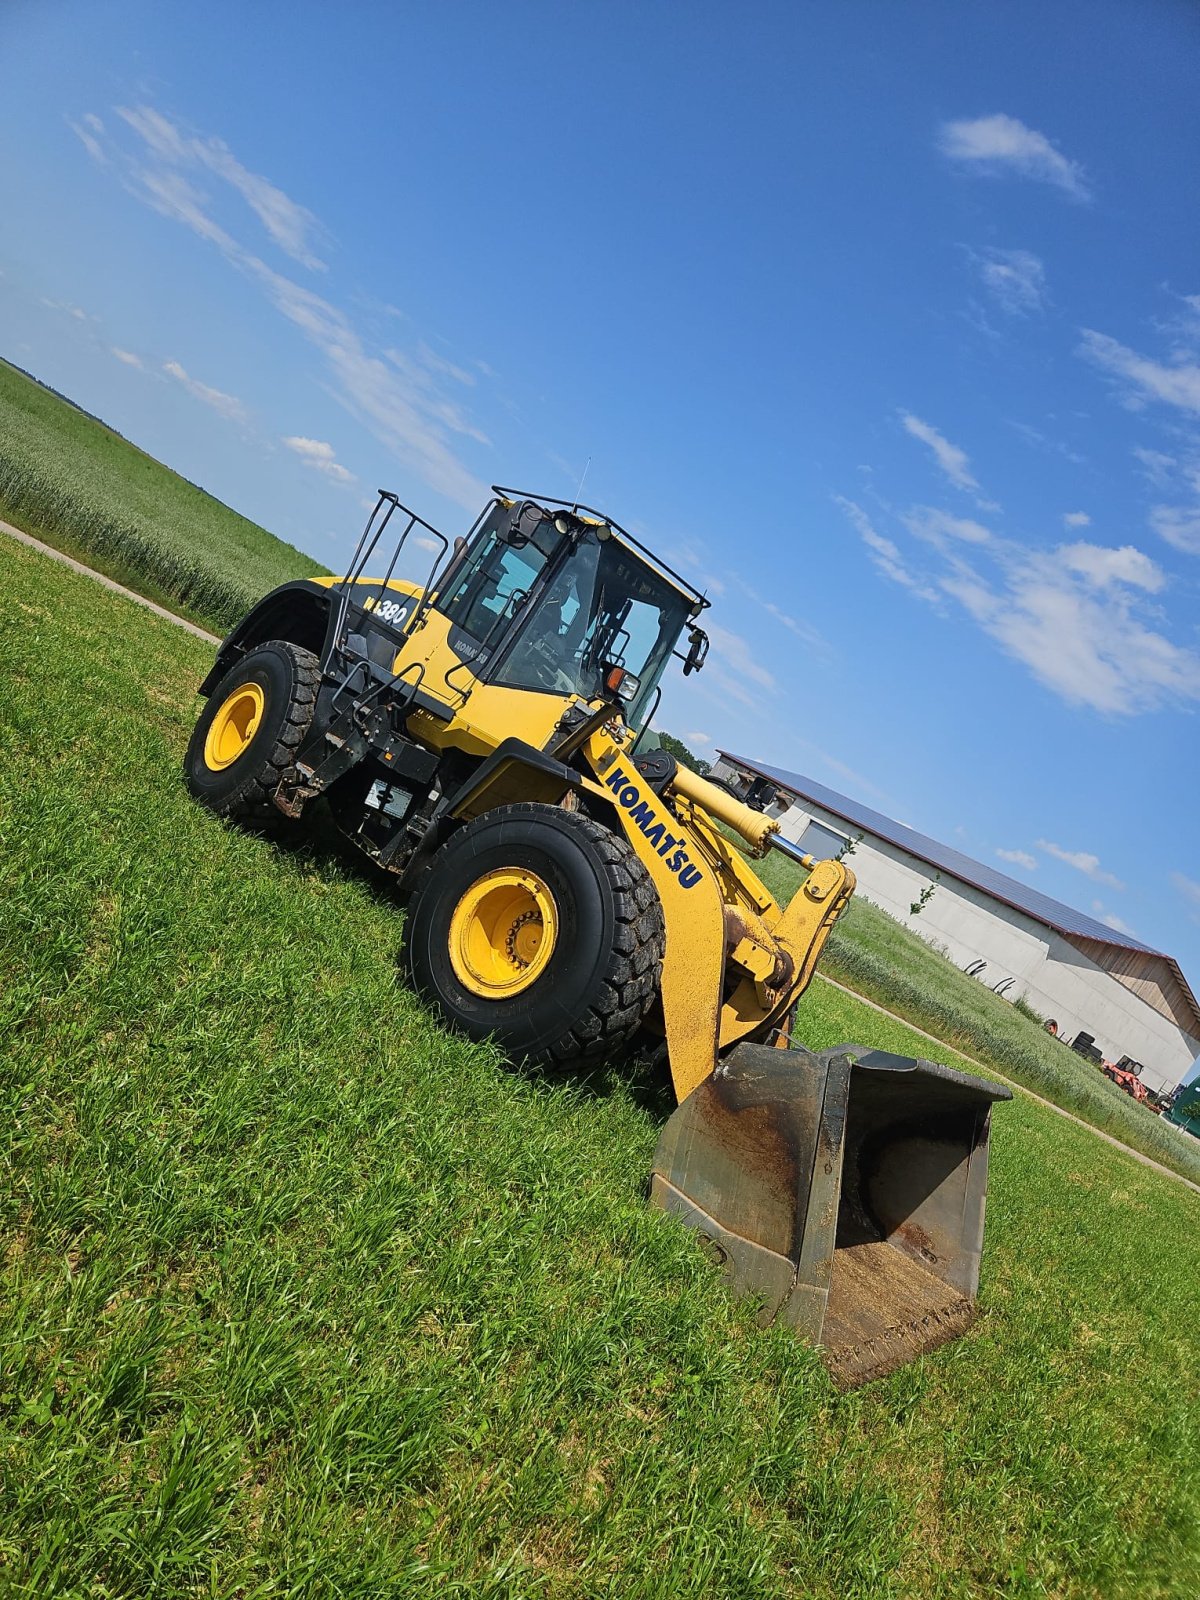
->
[2,539,1199,1599]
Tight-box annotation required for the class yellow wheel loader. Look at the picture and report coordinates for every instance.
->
[185,487,1009,1385]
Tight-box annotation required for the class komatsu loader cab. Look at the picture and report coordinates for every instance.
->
[185,485,1008,1386]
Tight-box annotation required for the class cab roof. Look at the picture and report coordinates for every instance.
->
[492,486,711,615]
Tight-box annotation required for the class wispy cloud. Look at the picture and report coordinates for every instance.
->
[996,847,1037,871]
[835,496,939,602]
[67,112,107,165]
[899,412,981,494]
[40,298,89,321]
[115,104,328,270]
[111,347,143,368]
[1062,510,1090,529]
[1133,446,1178,486]
[163,359,247,423]
[1008,420,1087,467]
[902,506,992,547]
[940,543,1200,715]
[81,105,490,511]
[1079,329,1200,415]
[967,247,1047,315]
[704,622,778,712]
[1037,841,1125,890]
[282,435,356,484]
[938,113,1090,201]
[1171,872,1200,919]
[729,575,828,653]
[1149,505,1200,556]
[1092,900,1136,936]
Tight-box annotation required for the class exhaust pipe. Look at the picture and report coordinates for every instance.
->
[650,1041,1011,1387]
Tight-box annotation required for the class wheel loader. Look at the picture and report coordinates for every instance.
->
[185,486,1009,1386]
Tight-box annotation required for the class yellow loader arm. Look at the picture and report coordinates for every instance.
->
[586,740,855,1102]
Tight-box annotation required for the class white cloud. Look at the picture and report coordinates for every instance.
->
[282,435,356,484]
[1058,541,1165,592]
[1091,901,1136,935]
[899,412,980,493]
[1037,841,1125,890]
[163,360,247,423]
[1133,446,1177,486]
[940,546,1200,715]
[1171,872,1200,913]
[1062,511,1090,529]
[685,730,712,747]
[41,298,89,321]
[970,247,1047,315]
[835,496,939,602]
[1079,329,1200,415]
[116,104,327,270]
[87,106,489,510]
[111,347,143,368]
[996,848,1037,871]
[938,114,1090,201]
[902,506,992,547]
[1149,505,1200,557]
[704,622,778,711]
[729,574,828,652]
[1009,420,1087,467]
[67,116,107,165]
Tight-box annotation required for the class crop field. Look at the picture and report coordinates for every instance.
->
[754,851,1200,1187]
[3,532,1200,1597]
[0,359,325,633]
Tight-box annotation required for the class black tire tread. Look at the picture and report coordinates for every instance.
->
[541,808,665,1066]
[188,640,321,821]
[406,802,665,1068]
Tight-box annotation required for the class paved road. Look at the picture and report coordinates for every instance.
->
[1,517,220,644]
[4,514,1198,1199]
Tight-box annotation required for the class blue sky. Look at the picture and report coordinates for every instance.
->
[2,0,1199,991]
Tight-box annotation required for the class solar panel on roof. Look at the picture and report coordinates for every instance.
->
[721,752,1164,956]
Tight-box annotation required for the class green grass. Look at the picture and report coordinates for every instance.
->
[0,358,326,632]
[3,532,1200,1596]
[752,846,1200,1187]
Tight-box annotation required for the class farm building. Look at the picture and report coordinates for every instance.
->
[712,751,1200,1097]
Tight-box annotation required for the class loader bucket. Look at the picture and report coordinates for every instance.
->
[649,1042,1011,1387]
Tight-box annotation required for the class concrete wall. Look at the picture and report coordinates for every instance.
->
[766,793,1200,1094]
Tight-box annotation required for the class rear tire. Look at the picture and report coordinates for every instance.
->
[184,640,320,821]
[405,803,665,1066]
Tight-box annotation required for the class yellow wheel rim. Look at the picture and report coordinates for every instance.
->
[203,681,266,771]
[448,868,559,998]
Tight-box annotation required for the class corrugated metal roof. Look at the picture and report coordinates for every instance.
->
[719,753,1200,1035]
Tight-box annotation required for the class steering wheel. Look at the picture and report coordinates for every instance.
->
[527,635,575,693]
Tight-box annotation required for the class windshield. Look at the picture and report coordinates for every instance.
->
[494,528,692,718]
[436,505,561,651]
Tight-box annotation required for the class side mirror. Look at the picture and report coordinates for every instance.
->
[682,627,709,676]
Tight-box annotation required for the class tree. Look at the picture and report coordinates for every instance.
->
[658,731,710,777]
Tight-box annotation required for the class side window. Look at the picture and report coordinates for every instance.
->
[797,819,848,859]
[440,533,546,643]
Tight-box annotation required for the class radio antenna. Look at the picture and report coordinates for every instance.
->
[572,456,591,513]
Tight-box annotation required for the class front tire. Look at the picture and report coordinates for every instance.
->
[405,803,665,1066]
[184,640,320,821]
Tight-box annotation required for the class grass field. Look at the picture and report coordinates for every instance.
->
[3,530,1200,1596]
[753,850,1200,1187]
[0,359,325,633]
[5,350,1195,1187]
